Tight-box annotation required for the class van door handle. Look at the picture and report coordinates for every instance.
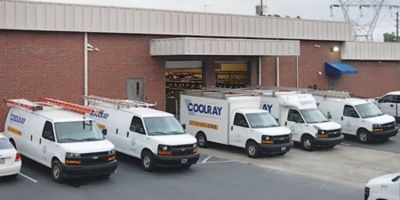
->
[116,128,118,135]
[127,132,129,137]
[390,104,394,107]
[285,122,287,126]
[39,138,41,144]
[30,135,33,141]
[341,116,343,121]
[231,126,233,131]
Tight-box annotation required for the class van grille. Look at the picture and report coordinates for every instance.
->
[80,151,110,166]
[170,144,194,156]
[326,129,342,138]
[271,135,291,144]
[381,122,396,131]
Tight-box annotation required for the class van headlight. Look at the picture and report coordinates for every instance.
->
[158,145,169,151]
[373,124,382,128]
[66,152,81,159]
[193,143,197,148]
[108,149,116,155]
[158,145,172,156]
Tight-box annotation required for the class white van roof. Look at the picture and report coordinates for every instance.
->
[126,107,174,118]
[386,91,400,96]
[324,97,368,106]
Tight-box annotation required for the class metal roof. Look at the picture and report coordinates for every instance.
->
[342,41,400,61]
[0,0,352,41]
[150,37,300,56]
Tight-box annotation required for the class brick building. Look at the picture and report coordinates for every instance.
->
[1,0,400,129]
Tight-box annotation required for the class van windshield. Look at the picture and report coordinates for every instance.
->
[245,112,279,129]
[55,121,104,143]
[355,103,383,118]
[300,109,329,124]
[144,116,184,136]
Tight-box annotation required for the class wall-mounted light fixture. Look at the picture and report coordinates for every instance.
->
[331,46,340,52]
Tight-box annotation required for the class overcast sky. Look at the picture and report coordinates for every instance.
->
[30,0,400,41]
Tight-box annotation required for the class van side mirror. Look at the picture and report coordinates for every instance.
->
[182,124,186,130]
[102,129,108,136]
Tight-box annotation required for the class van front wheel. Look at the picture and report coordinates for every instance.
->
[301,135,315,151]
[358,130,370,143]
[51,159,64,183]
[141,150,155,172]
[246,141,259,158]
[196,132,208,148]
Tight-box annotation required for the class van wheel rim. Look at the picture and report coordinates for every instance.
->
[360,133,368,142]
[248,145,256,156]
[143,155,151,168]
[198,136,205,146]
[53,165,60,179]
[303,139,312,149]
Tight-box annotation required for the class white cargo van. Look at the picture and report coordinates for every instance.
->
[373,91,400,123]
[84,96,199,171]
[314,92,398,143]
[180,90,293,158]
[258,91,343,151]
[365,173,400,200]
[3,98,117,183]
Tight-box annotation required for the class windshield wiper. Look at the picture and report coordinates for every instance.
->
[81,138,101,142]
[59,138,80,143]
[166,131,184,135]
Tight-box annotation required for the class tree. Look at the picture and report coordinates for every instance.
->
[383,32,399,42]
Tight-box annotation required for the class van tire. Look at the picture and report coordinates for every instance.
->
[51,159,64,183]
[9,139,16,149]
[196,132,208,148]
[246,140,259,158]
[301,135,315,151]
[358,129,370,143]
[141,150,155,172]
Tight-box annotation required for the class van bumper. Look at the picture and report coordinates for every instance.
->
[62,160,118,178]
[314,135,344,147]
[259,142,293,155]
[154,153,200,167]
[369,127,398,140]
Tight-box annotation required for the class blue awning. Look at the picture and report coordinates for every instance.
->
[325,61,358,76]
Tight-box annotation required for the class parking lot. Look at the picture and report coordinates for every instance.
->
[3,133,400,200]
[0,151,361,200]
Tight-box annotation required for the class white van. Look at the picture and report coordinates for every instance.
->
[365,173,400,200]
[180,90,293,158]
[314,95,398,143]
[3,98,117,182]
[84,96,199,171]
[373,91,400,123]
[258,91,343,151]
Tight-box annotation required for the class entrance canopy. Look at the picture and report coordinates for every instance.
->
[325,61,358,76]
[150,37,300,56]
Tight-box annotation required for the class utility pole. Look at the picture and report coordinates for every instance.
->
[397,11,399,41]
[260,0,264,16]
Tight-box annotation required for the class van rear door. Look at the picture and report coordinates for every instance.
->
[377,95,399,119]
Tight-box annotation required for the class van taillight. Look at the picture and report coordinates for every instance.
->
[15,152,21,161]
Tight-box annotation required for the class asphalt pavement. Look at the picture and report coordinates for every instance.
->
[341,129,400,153]
[0,153,361,200]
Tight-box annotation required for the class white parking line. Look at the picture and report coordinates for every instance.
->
[341,143,350,146]
[201,160,234,164]
[201,155,213,163]
[19,172,38,183]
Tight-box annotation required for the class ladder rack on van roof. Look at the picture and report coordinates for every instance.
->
[248,86,352,98]
[182,88,257,99]
[83,95,156,108]
[4,98,101,114]
[38,98,101,114]
[3,99,44,111]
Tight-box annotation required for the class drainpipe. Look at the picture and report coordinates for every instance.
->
[258,56,262,86]
[276,57,280,87]
[84,32,88,106]
[296,56,299,88]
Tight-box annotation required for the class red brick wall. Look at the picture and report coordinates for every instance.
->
[338,61,400,97]
[0,30,84,130]
[87,34,165,109]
